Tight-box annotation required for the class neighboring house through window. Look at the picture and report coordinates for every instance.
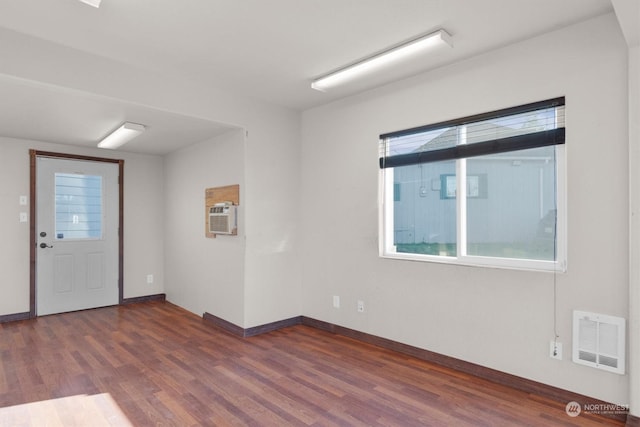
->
[379,98,566,271]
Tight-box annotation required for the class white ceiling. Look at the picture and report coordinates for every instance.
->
[0,75,237,155]
[0,0,629,155]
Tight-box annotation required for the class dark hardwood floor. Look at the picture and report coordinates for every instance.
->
[0,301,623,426]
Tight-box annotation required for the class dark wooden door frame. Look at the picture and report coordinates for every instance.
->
[29,150,124,318]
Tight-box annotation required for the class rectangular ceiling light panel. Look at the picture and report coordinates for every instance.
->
[78,0,102,8]
[98,122,146,150]
[311,29,452,92]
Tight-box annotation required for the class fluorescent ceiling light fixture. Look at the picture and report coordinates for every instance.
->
[78,0,101,7]
[98,122,146,149]
[311,29,452,92]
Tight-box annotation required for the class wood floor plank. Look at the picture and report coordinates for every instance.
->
[0,301,626,426]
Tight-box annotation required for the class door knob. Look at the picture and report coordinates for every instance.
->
[39,242,53,249]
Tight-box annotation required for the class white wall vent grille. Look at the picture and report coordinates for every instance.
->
[208,204,237,235]
[572,310,625,375]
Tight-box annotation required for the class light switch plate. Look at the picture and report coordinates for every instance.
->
[332,295,340,308]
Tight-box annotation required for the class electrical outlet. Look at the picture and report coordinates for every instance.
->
[146,274,154,284]
[549,341,562,360]
[333,295,340,308]
[357,300,365,313]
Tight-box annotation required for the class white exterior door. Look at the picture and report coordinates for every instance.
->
[36,157,119,316]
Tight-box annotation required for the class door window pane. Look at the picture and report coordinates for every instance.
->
[55,173,103,240]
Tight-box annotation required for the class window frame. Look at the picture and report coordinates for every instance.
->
[379,99,567,272]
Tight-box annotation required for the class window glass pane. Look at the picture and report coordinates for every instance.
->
[465,146,556,260]
[465,107,560,145]
[393,161,456,256]
[55,173,103,240]
[381,105,563,162]
[383,127,457,158]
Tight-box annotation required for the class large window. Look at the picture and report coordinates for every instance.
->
[379,98,566,271]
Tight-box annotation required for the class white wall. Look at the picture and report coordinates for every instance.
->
[0,139,32,314]
[243,109,302,328]
[164,130,246,325]
[300,13,629,404]
[122,150,166,299]
[0,137,165,314]
[163,112,302,329]
[628,44,640,417]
